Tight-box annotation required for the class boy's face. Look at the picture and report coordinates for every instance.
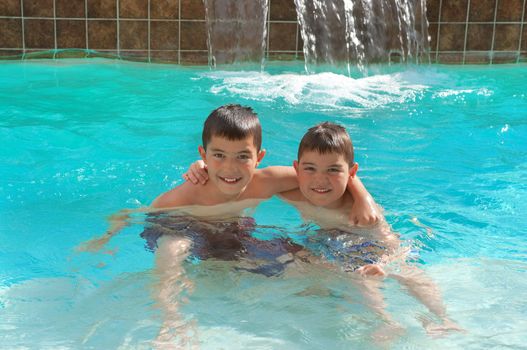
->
[294,150,357,209]
[199,135,265,198]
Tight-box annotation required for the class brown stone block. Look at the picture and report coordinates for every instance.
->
[181,0,206,20]
[24,19,54,49]
[0,19,22,48]
[88,20,117,49]
[151,0,179,19]
[150,21,179,50]
[0,0,21,16]
[270,0,297,21]
[55,49,88,58]
[150,50,179,63]
[87,49,119,58]
[120,50,149,61]
[466,24,493,50]
[120,20,148,49]
[87,0,117,18]
[24,0,54,18]
[180,50,208,64]
[441,0,469,22]
[493,24,520,50]
[56,0,85,18]
[120,0,148,19]
[492,51,518,63]
[267,52,298,61]
[180,21,207,50]
[496,0,523,21]
[24,50,55,59]
[438,24,465,51]
[464,51,491,64]
[426,0,440,22]
[437,52,464,63]
[57,20,86,48]
[269,22,297,51]
[0,50,23,59]
[469,0,496,21]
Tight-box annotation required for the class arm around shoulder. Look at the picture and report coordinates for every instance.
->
[347,175,382,226]
[256,166,298,196]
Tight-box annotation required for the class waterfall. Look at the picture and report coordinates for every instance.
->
[295,0,430,74]
[203,0,269,67]
[203,0,429,73]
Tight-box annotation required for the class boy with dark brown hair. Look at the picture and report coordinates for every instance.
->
[278,121,461,334]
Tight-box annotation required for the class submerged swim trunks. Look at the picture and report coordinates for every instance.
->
[303,228,387,272]
[140,215,303,277]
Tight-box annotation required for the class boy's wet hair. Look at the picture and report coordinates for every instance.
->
[298,122,354,165]
[202,104,262,151]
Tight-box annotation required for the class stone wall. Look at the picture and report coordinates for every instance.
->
[0,0,526,64]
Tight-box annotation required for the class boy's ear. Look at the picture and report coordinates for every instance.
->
[349,162,359,178]
[293,160,299,174]
[256,149,266,166]
[198,145,206,162]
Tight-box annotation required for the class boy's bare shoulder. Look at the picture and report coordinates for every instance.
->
[151,181,202,208]
[278,188,305,202]
[255,166,294,179]
[248,166,298,197]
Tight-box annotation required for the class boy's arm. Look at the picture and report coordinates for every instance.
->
[78,186,191,253]
[182,160,299,196]
[255,166,298,195]
[347,176,381,226]
[77,208,135,252]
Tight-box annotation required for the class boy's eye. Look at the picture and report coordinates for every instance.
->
[303,166,315,172]
[213,153,225,159]
[328,168,341,173]
[237,154,251,160]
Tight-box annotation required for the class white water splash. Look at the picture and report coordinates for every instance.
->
[203,70,428,111]
[433,88,494,99]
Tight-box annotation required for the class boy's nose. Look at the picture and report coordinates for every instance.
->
[223,157,238,171]
[313,172,328,183]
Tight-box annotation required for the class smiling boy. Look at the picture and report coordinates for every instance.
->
[277,122,461,334]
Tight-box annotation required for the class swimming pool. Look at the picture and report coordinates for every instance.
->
[1,59,526,349]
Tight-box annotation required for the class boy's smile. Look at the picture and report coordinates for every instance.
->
[294,150,356,209]
[199,135,265,200]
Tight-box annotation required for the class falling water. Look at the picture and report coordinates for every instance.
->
[203,0,429,73]
[294,0,430,74]
[203,0,269,68]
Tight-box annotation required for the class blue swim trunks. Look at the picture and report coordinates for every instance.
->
[302,228,387,272]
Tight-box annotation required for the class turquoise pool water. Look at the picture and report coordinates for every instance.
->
[1,59,526,349]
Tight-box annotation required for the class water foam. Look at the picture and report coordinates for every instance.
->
[203,71,428,111]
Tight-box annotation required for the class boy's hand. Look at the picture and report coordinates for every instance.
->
[76,234,110,252]
[349,196,381,226]
[182,160,209,185]
[357,264,386,278]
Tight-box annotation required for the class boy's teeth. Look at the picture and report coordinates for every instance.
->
[312,188,330,193]
[222,177,239,183]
